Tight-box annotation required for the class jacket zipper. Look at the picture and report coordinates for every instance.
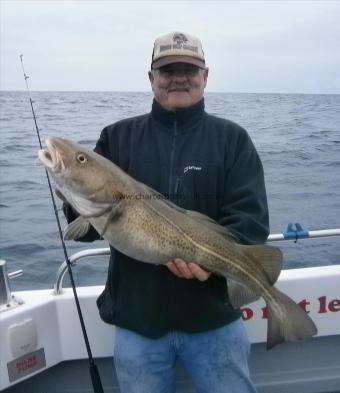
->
[168,119,178,199]
[174,177,180,195]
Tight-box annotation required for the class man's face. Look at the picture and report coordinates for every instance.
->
[148,62,209,111]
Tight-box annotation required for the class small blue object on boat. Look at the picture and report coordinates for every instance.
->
[283,223,310,242]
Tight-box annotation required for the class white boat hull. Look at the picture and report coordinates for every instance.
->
[1,265,340,392]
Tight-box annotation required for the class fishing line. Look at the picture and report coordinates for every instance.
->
[19,55,104,393]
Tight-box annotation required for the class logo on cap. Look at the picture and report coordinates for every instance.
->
[173,33,188,45]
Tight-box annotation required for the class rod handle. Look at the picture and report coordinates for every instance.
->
[89,363,104,393]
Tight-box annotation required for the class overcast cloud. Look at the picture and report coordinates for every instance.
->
[1,0,340,93]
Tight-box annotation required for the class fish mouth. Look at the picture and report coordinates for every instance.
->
[38,139,64,171]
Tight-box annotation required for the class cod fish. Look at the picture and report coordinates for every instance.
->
[38,137,317,349]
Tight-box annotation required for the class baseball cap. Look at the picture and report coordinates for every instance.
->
[151,32,206,69]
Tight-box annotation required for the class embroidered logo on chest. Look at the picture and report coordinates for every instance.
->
[183,165,202,174]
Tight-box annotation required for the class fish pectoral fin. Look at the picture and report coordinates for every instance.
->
[99,203,123,237]
[227,279,261,308]
[241,244,283,285]
[63,216,91,240]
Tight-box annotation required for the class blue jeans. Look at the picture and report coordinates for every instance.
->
[113,318,257,393]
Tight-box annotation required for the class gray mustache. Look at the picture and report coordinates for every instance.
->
[168,86,190,91]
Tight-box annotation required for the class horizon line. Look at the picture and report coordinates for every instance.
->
[1,89,339,96]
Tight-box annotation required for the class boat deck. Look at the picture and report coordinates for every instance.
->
[3,335,340,393]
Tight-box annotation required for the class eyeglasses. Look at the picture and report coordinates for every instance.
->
[156,64,203,77]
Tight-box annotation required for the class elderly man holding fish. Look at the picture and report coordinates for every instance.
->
[49,32,315,393]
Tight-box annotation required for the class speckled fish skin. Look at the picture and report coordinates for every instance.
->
[38,137,317,349]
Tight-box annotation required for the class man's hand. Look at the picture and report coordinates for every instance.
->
[166,258,211,281]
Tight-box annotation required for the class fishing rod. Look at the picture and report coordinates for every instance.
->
[19,55,104,393]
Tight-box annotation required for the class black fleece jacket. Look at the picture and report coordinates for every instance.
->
[64,98,269,337]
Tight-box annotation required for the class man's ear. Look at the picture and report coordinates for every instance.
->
[148,70,154,85]
[203,68,209,88]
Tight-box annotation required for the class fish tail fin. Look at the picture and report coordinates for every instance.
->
[266,288,317,350]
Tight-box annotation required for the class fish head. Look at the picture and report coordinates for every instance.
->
[38,137,119,214]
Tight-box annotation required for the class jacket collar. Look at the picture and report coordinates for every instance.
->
[151,98,205,129]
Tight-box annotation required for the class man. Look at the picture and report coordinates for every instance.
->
[64,32,269,393]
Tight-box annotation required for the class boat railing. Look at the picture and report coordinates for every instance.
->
[53,224,340,295]
[53,247,111,295]
[0,260,23,312]
[266,224,340,242]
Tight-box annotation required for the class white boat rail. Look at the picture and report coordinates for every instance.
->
[0,260,24,312]
[267,223,340,242]
[53,247,111,295]
[53,225,340,295]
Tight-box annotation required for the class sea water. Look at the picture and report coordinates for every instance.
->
[0,91,339,290]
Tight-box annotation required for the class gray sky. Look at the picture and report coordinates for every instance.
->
[1,0,340,93]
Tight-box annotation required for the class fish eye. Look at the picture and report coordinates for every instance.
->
[77,153,87,164]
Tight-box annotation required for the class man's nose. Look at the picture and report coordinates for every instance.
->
[172,72,188,80]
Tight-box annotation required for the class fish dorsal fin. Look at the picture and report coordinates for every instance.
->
[137,182,187,212]
[240,244,283,285]
[184,209,236,241]
[64,216,91,240]
[139,182,236,241]
[227,279,261,308]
